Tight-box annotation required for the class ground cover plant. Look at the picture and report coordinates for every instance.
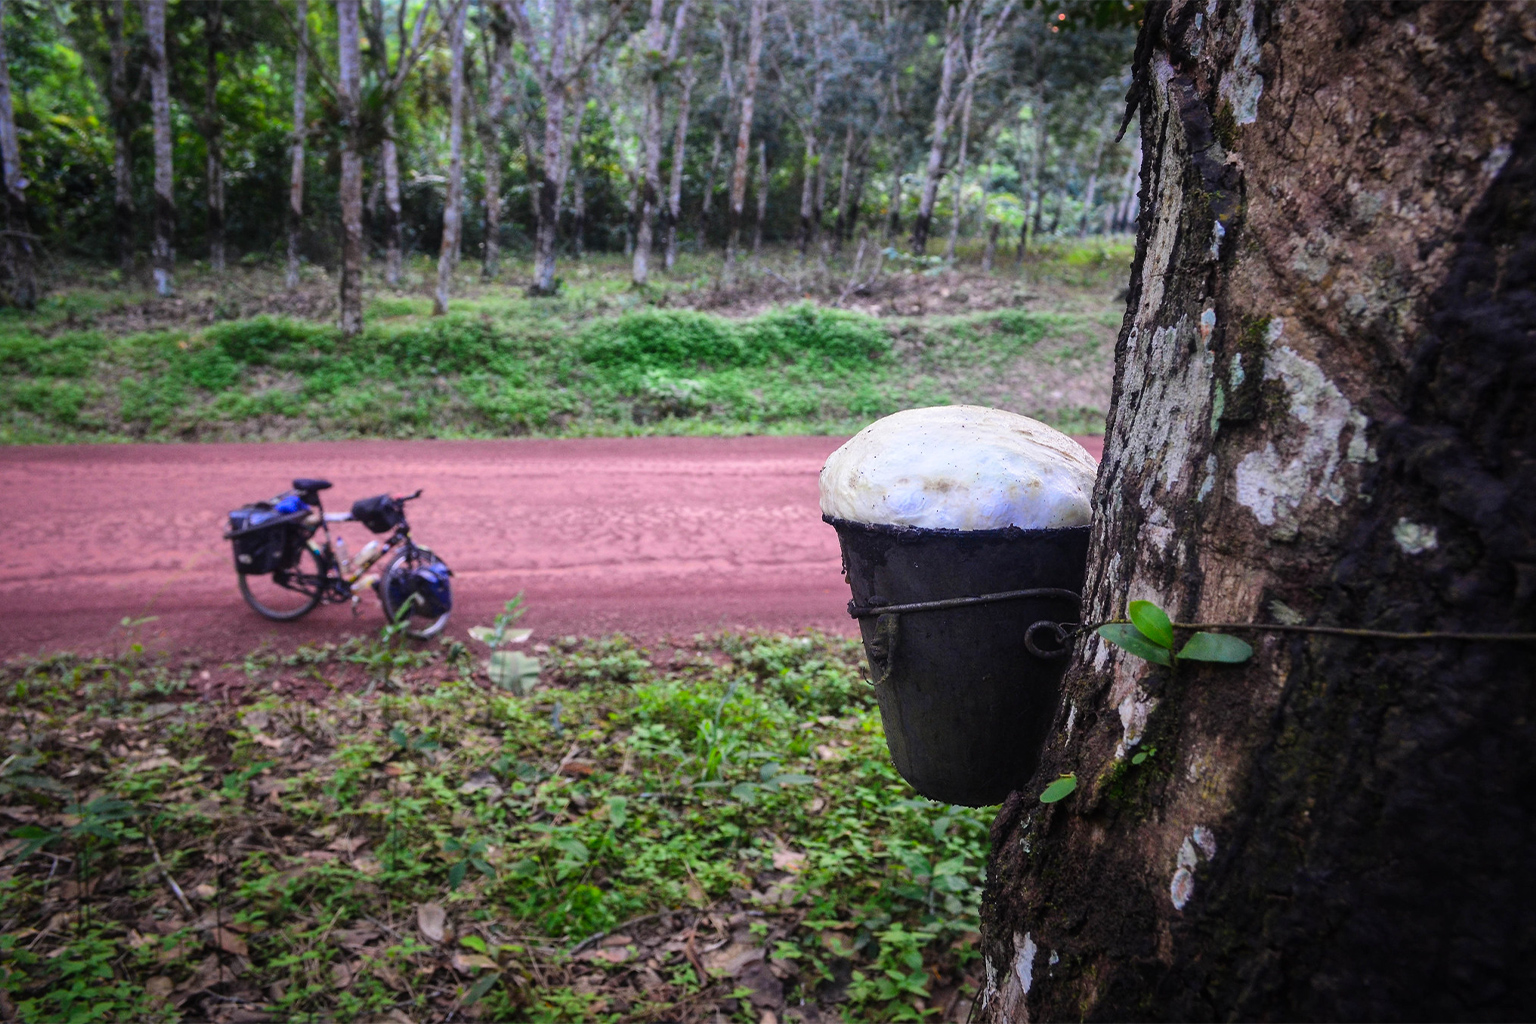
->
[0,243,1124,444]
[0,623,993,1023]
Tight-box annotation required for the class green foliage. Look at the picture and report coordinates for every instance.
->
[1098,602,1255,667]
[1039,774,1078,804]
[0,629,993,1020]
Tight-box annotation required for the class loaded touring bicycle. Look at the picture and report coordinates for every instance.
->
[224,478,453,638]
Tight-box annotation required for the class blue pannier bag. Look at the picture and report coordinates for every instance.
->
[387,558,453,618]
[227,497,310,575]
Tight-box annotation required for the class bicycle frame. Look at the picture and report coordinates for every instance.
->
[283,495,421,607]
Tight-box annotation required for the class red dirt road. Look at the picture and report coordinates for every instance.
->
[0,435,1102,663]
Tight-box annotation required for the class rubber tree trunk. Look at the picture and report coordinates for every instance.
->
[725,0,764,265]
[0,0,31,308]
[699,128,721,238]
[145,0,174,296]
[203,0,224,272]
[381,119,402,284]
[910,2,960,254]
[978,3,1536,1020]
[480,10,511,280]
[664,65,695,271]
[107,0,134,274]
[336,0,364,336]
[752,138,766,255]
[943,81,973,261]
[528,75,567,295]
[631,0,667,288]
[433,0,467,315]
[831,122,853,253]
[285,0,308,290]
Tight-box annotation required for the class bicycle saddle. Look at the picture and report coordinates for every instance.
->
[292,478,332,497]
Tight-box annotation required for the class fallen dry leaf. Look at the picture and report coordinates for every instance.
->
[593,946,631,964]
[209,926,249,956]
[144,976,174,1005]
[331,959,358,988]
[451,952,499,973]
[771,849,807,873]
[416,902,446,943]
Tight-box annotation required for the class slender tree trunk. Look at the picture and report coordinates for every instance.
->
[1077,122,1108,237]
[529,80,567,295]
[0,0,32,308]
[381,122,403,284]
[632,0,667,287]
[203,0,225,271]
[699,128,721,238]
[797,132,818,257]
[570,102,587,260]
[887,159,902,241]
[145,0,174,296]
[832,122,853,253]
[337,0,364,335]
[433,0,467,315]
[910,2,961,254]
[480,12,511,280]
[982,220,999,271]
[979,4,1536,1020]
[752,138,767,255]
[1023,104,1045,256]
[107,0,134,273]
[664,66,695,271]
[944,81,974,261]
[725,0,765,265]
[285,0,308,290]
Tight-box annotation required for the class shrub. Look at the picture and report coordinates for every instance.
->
[579,309,746,370]
[207,315,337,366]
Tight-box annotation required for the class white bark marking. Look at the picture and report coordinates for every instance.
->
[1393,519,1439,554]
[1218,0,1264,125]
[1233,339,1372,538]
[1116,694,1155,758]
[1015,931,1037,994]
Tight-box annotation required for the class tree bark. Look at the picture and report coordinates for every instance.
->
[285,0,308,290]
[203,0,225,272]
[631,0,668,287]
[145,0,174,296]
[979,3,1536,1020]
[0,0,32,308]
[336,0,364,336]
[699,128,721,239]
[832,122,853,253]
[664,63,695,271]
[725,0,764,265]
[107,0,134,273]
[480,7,512,280]
[752,138,767,255]
[381,119,403,284]
[910,1,961,254]
[943,80,973,261]
[433,0,467,315]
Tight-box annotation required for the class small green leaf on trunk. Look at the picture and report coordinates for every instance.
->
[1177,632,1254,663]
[1127,601,1175,649]
[1097,624,1174,666]
[1039,774,1078,804]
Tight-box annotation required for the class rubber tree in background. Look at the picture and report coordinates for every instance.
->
[336,0,364,335]
[979,2,1536,1019]
[432,0,468,315]
[631,0,690,288]
[663,28,697,269]
[478,4,513,280]
[0,0,32,308]
[505,0,624,296]
[106,0,134,273]
[944,0,1015,261]
[365,0,431,288]
[285,0,307,291]
[909,0,962,254]
[144,0,173,296]
[203,0,225,272]
[724,0,764,266]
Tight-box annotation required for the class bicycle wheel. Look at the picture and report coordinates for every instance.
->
[239,546,326,622]
[377,546,452,639]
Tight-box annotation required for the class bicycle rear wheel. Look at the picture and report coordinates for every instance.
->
[377,546,451,639]
[239,546,326,621]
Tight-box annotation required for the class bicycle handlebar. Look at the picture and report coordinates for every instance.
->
[398,489,423,502]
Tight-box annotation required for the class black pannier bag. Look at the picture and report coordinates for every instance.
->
[352,494,404,534]
[226,502,310,575]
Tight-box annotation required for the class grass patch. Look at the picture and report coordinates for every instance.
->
[0,627,991,1022]
[1,247,1122,443]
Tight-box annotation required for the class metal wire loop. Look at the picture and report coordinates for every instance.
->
[1025,620,1078,660]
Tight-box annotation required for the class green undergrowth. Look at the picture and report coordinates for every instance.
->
[0,629,991,1022]
[0,298,1110,443]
